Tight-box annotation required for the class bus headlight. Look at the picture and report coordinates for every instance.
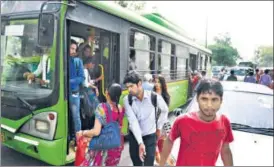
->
[20,112,57,140]
[35,120,50,134]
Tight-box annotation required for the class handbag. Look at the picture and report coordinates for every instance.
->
[74,136,88,166]
[89,103,121,150]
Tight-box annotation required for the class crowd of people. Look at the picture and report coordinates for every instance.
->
[22,46,271,166]
[21,36,267,166]
[68,58,236,167]
[73,70,175,166]
[192,68,273,91]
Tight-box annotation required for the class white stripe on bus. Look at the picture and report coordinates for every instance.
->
[14,136,39,146]
[1,124,16,133]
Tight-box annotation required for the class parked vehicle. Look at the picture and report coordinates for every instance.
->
[171,81,273,166]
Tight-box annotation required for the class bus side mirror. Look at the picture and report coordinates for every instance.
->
[38,13,55,47]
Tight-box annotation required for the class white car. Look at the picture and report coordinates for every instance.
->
[171,81,273,166]
[231,67,253,81]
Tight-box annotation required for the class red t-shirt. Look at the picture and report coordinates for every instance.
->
[169,112,234,166]
[192,76,199,89]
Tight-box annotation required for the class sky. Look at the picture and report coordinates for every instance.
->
[142,1,273,61]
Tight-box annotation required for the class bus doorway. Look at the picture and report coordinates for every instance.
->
[93,30,120,102]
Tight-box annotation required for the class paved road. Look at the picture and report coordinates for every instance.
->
[0,142,132,166]
[1,115,179,166]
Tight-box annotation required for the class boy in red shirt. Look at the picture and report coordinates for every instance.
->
[160,79,234,166]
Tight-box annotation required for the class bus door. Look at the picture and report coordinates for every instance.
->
[97,30,119,102]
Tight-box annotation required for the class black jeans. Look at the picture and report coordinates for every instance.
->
[129,131,157,166]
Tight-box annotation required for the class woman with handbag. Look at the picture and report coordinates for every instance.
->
[153,75,175,166]
[77,83,125,166]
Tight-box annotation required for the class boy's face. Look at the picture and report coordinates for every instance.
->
[126,81,142,97]
[197,91,222,118]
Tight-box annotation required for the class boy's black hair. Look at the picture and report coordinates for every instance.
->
[70,39,78,46]
[84,44,92,51]
[83,57,94,65]
[196,79,223,99]
[123,71,142,85]
[249,71,254,76]
[201,70,206,76]
[230,70,235,75]
[130,49,136,59]
[264,69,270,74]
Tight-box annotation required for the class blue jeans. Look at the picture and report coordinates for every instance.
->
[69,93,81,137]
[87,88,100,109]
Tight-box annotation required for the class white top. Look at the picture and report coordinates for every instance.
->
[83,68,95,87]
[33,54,50,82]
[123,90,169,145]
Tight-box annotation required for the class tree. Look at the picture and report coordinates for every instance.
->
[253,45,273,67]
[208,33,240,66]
[114,1,146,12]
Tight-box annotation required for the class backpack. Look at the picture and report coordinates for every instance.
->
[128,91,160,127]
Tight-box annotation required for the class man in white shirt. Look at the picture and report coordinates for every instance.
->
[23,54,50,86]
[123,71,169,166]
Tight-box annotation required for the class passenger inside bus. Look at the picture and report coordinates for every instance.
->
[80,57,100,130]
[129,49,137,71]
[78,36,94,60]
[77,37,104,102]
[23,47,52,88]
[82,57,99,97]
[68,39,84,149]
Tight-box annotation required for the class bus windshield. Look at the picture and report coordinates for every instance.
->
[1,19,55,99]
[1,1,60,15]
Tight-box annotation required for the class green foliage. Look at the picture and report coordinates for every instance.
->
[208,33,240,66]
[253,45,273,67]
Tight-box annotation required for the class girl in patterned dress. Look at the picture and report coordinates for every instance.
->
[77,83,125,166]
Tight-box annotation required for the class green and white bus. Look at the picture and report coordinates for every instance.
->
[1,1,212,165]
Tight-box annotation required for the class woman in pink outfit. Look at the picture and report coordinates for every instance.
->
[78,83,125,166]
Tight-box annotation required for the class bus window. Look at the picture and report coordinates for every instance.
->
[129,30,156,77]
[200,55,203,70]
[205,55,208,70]
[158,40,172,80]
[176,45,189,80]
[186,58,189,77]
[170,44,176,80]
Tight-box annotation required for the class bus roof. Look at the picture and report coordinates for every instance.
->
[141,13,191,39]
[80,1,212,55]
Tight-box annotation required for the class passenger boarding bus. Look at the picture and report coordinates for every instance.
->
[1,1,212,165]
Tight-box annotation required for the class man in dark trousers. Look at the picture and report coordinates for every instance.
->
[123,71,169,166]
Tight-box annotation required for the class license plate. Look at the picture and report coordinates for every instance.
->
[1,132,5,142]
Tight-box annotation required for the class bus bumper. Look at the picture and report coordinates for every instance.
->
[1,128,66,165]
